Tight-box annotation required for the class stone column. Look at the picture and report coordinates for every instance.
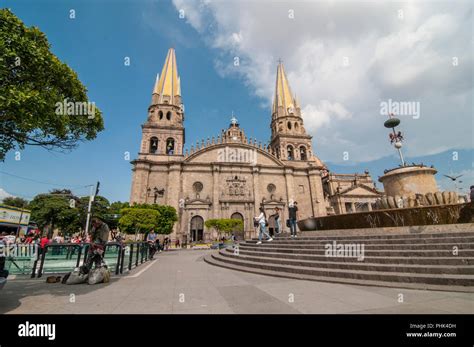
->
[338,198,345,214]
[252,167,261,215]
[166,163,181,238]
[181,209,190,246]
[212,164,221,219]
[284,167,295,202]
[308,168,327,217]
[247,203,255,239]
[130,162,150,204]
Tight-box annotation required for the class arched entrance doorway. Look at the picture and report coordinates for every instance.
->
[190,216,204,242]
[230,212,244,240]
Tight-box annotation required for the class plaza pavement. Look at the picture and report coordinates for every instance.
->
[0,249,472,314]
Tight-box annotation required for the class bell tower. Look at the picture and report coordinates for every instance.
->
[269,62,315,163]
[139,48,185,158]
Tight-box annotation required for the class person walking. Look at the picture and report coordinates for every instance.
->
[155,238,162,252]
[146,229,158,258]
[255,207,273,245]
[271,207,282,235]
[5,232,16,245]
[288,200,299,238]
[25,233,34,244]
[39,234,50,256]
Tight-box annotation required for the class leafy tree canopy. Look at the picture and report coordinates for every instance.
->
[0,8,104,161]
[118,208,159,235]
[2,196,29,208]
[120,203,178,235]
[78,195,109,219]
[28,191,81,235]
[109,201,130,215]
[205,219,243,238]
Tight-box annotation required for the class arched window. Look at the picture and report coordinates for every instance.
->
[166,138,175,155]
[294,122,299,131]
[287,121,292,130]
[166,111,172,120]
[159,111,163,120]
[300,146,307,160]
[149,137,159,154]
[287,145,294,160]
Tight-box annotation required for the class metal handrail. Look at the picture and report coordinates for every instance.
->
[31,241,151,278]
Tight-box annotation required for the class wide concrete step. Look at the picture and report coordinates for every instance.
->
[269,231,474,241]
[249,236,474,245]
[209,252,474,288]
[204,253,474,293]
[241,241,474,250]
[238,245,474,257]
[227,248,474,265]
[219,250,474,274]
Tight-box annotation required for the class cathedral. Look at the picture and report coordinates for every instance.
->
[130,48,381,243]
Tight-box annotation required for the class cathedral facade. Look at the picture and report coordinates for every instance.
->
[130,48,378,243]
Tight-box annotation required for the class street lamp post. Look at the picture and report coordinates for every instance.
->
[84,181,100,239]
[384,113,406,166]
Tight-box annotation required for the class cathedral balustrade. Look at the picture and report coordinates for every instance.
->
[182,133,282,162]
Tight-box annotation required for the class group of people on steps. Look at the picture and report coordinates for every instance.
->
[254,201,299,245]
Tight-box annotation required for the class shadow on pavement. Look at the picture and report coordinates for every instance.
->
[0,276,120,314]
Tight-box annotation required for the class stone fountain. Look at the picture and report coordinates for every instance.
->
[299,113,473,231]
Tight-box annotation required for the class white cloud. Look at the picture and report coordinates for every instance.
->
[0,188,14,201]
[303,101,352,133]
[171,0,473,163]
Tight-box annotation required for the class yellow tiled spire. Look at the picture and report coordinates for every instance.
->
[153,48,181,105]
[272,62,297,115]
[152,73,160,94]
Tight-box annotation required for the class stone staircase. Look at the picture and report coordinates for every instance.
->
[204,230,474,292]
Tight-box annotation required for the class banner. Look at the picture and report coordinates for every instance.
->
[0,205,31,225]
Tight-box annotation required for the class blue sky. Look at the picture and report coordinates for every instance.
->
[1,0,472,202]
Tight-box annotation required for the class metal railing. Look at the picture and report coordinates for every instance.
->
[1,243,38,275]
[30,241,151,278]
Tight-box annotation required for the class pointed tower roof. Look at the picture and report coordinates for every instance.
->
[152,48,181,105]
[272,61,297,115]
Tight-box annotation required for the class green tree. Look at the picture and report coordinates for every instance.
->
[2,196,29,208]
[0,9,104,161]
[76,195,110,231]
[118,208,159,239]
[105,201,130,229]
[154,205,178,235]
[109,201,130,215]
[28,191,81,236]
[205,219,243,240]
[130,203,178,235]
[78,195,109,219]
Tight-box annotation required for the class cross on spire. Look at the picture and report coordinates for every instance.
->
[230,111,238,125]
